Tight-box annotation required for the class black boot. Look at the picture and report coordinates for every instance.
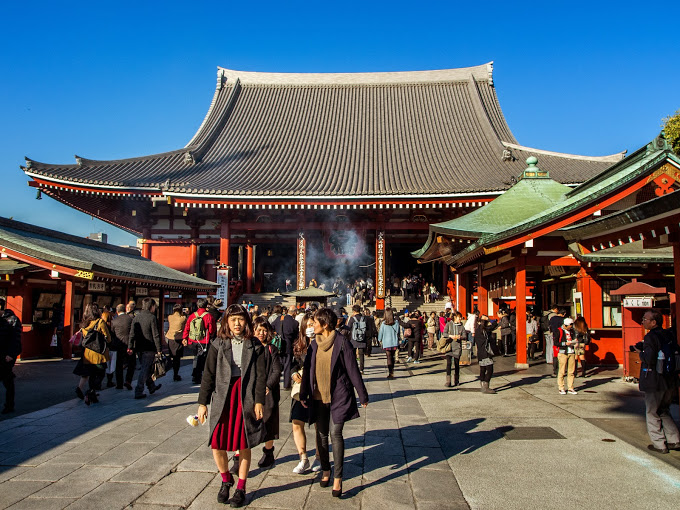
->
[106,373,115,388]
[582,362,587,378]
[257,446,275,469]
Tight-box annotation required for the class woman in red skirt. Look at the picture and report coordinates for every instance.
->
[197,304,266,507]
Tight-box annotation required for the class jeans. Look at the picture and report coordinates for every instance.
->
[314,401,345,478]
[192,346,207,382]
[136,351,157,396]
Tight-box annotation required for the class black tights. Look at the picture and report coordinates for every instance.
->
[445,356,460,383]
[314,402,345,478]
[385,350,396,374]
[479,364,493,383]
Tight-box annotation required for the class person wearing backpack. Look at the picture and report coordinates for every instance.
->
[183,298,217,384]
[636,309,680,454]
[347,305,375,374]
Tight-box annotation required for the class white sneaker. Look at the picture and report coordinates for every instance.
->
[311,458,321,472]
[559,389,567,395]
[293,458,310,474]
[568,389,578,395]
[406,357,413,362]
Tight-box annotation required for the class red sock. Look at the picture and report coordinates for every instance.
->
[221,472,233,484]
[237,478,246,491]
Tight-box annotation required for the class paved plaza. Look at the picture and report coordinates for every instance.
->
[1,352,679,510]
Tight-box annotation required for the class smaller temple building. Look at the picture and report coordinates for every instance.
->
[416,135,680,368]
[0,217,217,359]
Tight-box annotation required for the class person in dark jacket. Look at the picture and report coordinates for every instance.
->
[111,302,135,389]
[0,298,22,414]
[253,316,282,469]
[346,305,376,374]
[442,312,464,387]
[499,310,512,356]
[128,297,162,399]
[300,308,368,498]
[274,306,299,389]
[403,312,423,364]
[549,309,566,376]
[475,314,497,394]
[197,304,266,507]
[636,309,680,454]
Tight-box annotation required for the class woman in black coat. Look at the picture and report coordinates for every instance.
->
[474,314,497,394]
[252,317,282,469]
[300,308,368,498]
[197,304,266,508]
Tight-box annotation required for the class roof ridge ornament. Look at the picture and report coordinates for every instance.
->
[184,151,195,165]
[487,61,494,86]
[522,156,550,179]
[646,133,671,154]
[75,155,83,166]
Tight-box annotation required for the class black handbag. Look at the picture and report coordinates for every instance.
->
[81,325,107,354]
[152,353,172,380]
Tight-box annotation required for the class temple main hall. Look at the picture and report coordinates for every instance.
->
[22,63,624,308]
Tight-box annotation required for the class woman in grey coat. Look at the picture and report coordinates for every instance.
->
[441,312,464,387]
[197,304,266,508]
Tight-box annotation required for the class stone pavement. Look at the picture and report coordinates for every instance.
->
[1,350,679,510]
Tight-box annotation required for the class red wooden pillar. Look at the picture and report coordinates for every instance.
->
[62,279,74,359]
[246,241,253,294]
[220,220,231,268]
[578,269,603,328]
[189,243,198,276]
[375,230,386,310]
[515,257,528,368]
[477,264,488,315]
[141,241,151,259]
[458,274,467,316]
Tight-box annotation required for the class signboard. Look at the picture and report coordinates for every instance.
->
[376,230,386,299]
[135,287,148,296]
[168,292,180,299]
[297,232,306,290]
[216,269,229,305]
[623,297,653,308]
[88,281,106,292]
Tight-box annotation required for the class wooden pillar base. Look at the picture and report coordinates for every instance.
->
[375,298,385,311]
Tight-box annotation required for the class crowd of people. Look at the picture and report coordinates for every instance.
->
[2,292,680,505]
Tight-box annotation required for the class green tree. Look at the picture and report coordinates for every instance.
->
[662,109,680,155]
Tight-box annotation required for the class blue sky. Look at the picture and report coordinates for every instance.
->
[1,1,678,246]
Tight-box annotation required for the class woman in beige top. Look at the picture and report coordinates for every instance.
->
[166,304,187,381]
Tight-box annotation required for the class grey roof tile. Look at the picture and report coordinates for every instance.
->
[24,65,624,198]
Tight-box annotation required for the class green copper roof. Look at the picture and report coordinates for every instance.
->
[415,137,680,266]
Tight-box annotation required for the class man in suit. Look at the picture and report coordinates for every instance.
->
[274,306,299,389]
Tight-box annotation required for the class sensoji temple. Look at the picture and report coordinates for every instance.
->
[22,63,626,317]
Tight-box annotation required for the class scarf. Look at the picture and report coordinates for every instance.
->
[314,331,336,403]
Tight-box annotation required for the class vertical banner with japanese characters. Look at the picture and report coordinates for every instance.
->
[297,232,306,290]
[376,230,386,299]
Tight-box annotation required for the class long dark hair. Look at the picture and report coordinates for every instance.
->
[218,304,254,340]
[383,308,395,326]
[294,312,313,358]
[81,303,101,328]
[573,316,589,335]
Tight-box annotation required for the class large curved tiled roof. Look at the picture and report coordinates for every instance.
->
[24,63,625,200]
